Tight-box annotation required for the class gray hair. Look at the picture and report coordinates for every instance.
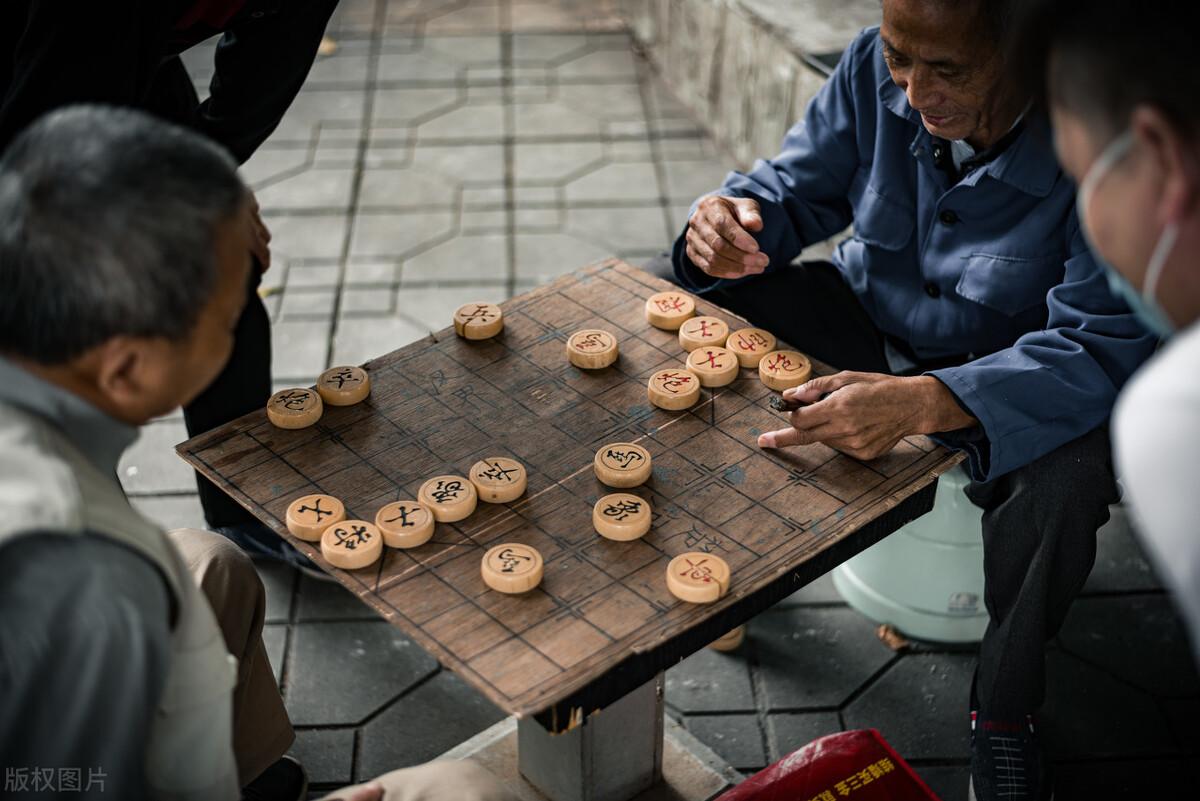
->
[0,105,246,364]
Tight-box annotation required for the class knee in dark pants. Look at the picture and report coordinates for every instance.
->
[970,427,1117,640]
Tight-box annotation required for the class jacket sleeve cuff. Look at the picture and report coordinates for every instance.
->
[925,368,997,482]
[670,230,722,292]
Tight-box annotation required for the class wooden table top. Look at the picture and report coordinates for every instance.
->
[178,259,961,729]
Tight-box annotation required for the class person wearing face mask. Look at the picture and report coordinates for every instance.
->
[645,1,1160,797]
[1019,0,1200,666]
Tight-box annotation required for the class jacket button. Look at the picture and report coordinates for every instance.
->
[924,282,941,299]
[939,210,959,225]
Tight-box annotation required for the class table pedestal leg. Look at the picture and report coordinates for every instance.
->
[517,674,665,801]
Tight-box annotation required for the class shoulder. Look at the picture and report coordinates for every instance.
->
[1114,323,1200,478]
[0,406,85,538]
[0,533,172,676]
[842,26,885,81]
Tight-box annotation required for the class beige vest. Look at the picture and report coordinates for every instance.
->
[0,402,239,800]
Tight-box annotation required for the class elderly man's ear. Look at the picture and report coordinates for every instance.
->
[55,335,182,425]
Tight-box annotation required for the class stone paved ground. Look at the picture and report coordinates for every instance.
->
[116,1,1199,798]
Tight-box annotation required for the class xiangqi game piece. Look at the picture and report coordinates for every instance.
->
[709,625,746,652]
[685,345,739,388]
[316,365,371,406]
[285,494,346,542]
[266,387,323,429]
[375,500,435,549]
[647,368,701,410]
[481,542,544,594]
[592,493,652,541]
[565,329,619,370]
[678,316,729,352]
[726,327,777,368]
[469,457,527,504]
[644,291,696,330]
[758,349,812,391]
[593,442,653,488]
[320,519,383,570]
[418,475,478,522]
[666,552,731,603]
[453,302,504,340]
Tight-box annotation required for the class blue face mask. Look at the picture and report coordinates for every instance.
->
[1076,130,1179,339]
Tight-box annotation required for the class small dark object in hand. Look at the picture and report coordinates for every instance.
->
[769,394,803,412]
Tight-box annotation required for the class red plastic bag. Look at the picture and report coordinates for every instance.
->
[715,729,941,801]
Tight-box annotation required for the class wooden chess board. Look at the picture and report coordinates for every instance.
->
[178,259,961,728]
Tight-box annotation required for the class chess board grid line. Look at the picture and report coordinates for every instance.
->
[179,260,964,717]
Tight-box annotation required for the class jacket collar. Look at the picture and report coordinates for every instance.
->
[877,72,1060,197]
[0,358,137,475]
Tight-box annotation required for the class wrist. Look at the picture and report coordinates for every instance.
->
[911,376,976,434]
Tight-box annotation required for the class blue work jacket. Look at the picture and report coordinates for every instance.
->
[671,27,1155,481]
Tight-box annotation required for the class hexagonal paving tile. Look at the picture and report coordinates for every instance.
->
[752,606,896,710]
[1040,650,1176,758]
[766,711,841,761]
[842,653,973,761]
[665,648,756,714]
[1058,595,1200,698]
[288,727,355,786]
[284,620,438,725]
[684,713,767,771]
[357,670,506,779]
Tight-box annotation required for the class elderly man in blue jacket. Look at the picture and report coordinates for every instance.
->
[652,1,1155,798]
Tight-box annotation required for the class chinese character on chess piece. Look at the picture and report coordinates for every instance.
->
[593,493,652,541]
[644,291,696,330]
[321,520,383,570]
[374,500,435,549]
[286,494,347,541]
[666,552,731,603]
[685,345,740,387]
[266,387,323,429]
[469,457,528,504]
[566,328,619,369]
[419,475,478,521]
[758,349,812,391]
[453,302,504,340]
[678,316,730,351]
[482,542,544,594]
[648,368,701,410]
[726,327,778,367]
[594,442,653,488]
[317,365,371,406]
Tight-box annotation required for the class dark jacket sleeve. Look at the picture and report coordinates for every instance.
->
[0,534,172,801]
[669,28,871,292]
[194,0,340,163]
[928,211,1157,480]
[0,0,169,152]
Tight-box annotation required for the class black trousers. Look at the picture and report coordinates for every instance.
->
[647,256,1117,717]
[149,63,273,529]
[184,268,272,528]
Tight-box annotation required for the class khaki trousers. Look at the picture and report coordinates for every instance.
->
[169,530,516,800]
[168,528,294,786]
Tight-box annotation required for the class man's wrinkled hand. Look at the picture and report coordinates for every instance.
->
[757,373,977,461]
[685,195,769,279]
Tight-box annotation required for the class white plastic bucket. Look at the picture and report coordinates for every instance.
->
[832,465,989,643]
